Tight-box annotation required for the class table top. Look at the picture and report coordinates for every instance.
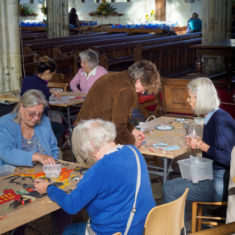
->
[0,90,85,107]
[191,39,235,49]
[139,116,192,159]
[0,90,20,103]
[0,160,88,234]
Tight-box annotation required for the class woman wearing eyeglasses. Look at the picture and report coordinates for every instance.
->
[0,89,58,166]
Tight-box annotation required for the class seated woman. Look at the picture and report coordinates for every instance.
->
[70,49,108,94]
[186,12,202,33]
[0,89,57,166]
[34,119,156,235]
[21,56,64,141]
[163,77,235,204]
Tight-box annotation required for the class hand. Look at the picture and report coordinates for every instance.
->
[33,153,56,165]
[34,179,50,194]
[186,136,201,149]
[50,89,62,99]
[132,128,145,148]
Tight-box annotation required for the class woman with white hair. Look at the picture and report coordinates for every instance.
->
[163,77,235,204]
[34,119,155,235]
[0,89,58,166]
[70,49,108,94]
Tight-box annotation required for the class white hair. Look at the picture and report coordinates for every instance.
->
[187,77,220,116]
[72,119,116,161]
[79,49,99,69]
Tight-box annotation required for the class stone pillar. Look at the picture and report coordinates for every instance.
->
[202,0,232,75]
[47,0,69,38]
[0,0,21,93]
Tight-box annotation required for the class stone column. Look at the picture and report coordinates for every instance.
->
[0,0,21,93]
[47,0,69,38]
[202,0,232,75]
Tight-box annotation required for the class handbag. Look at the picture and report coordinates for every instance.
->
[136,115,159,131]
[85,146,141,235]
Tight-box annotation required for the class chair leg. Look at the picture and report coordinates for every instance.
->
[197,205,202,231]
[191,202,198,233]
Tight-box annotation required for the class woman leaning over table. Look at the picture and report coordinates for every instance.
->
[34,119,156,235]
[0,89,58,166]
[163,77,235,204]
[70,49,108,94]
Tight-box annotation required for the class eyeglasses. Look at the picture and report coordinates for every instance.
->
[24,107,43,119]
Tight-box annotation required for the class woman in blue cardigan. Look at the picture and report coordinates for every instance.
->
[0,89,58,166]
[35,119,156,235]
[163,77,235,204]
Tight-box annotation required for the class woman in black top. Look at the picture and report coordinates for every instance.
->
[69,8,80,28]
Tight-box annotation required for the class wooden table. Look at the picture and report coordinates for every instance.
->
[139,116,192,182]
[191,39,235,89]
[0,160,88,234]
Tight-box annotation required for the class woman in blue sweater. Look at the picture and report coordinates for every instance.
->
[163,77,235,204]
[0,89,58,166]
[35,119,156,235]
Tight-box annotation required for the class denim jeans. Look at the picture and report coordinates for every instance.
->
[163,168,229,203]
[63,222,87,235]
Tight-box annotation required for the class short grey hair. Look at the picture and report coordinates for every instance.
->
[128,60,161,93]
[12,89,48,123]
[79,49,99,69]
[187,77,220,116]
[72,119,116,161]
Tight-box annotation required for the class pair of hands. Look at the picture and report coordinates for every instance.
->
[132,128,145,148]
[33,153,56,194]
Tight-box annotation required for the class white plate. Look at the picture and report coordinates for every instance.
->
[155,125,174,131]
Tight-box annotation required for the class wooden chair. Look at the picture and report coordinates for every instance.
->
[191,201,227,233]
[48,82,69,92]
[144,188,189,235]
[188,221,235,235]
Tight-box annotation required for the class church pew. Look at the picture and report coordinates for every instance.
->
[134,38,201,76]
[21,32,108,44]
[23,33,128,56]
[53,33,166,57]
[91,33,201,70]
[21,32,47,41]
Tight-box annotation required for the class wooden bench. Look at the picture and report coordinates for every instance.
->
[134,38,201,76]
[23,33,128,56]
[92,33,201,70]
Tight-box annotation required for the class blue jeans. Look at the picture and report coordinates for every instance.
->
[63,222,87,235]
[163,168,229,203]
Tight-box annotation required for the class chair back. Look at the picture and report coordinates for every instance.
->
[144,188,189,235]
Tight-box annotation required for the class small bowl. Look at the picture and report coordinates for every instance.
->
[43,164,61,178]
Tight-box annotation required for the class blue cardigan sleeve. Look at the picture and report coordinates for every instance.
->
[47,166,100,214]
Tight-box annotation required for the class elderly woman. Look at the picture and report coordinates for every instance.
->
[70,49,108,94]
[34,119,156,235]
[163,77,235,204]
[0,89,58,166]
